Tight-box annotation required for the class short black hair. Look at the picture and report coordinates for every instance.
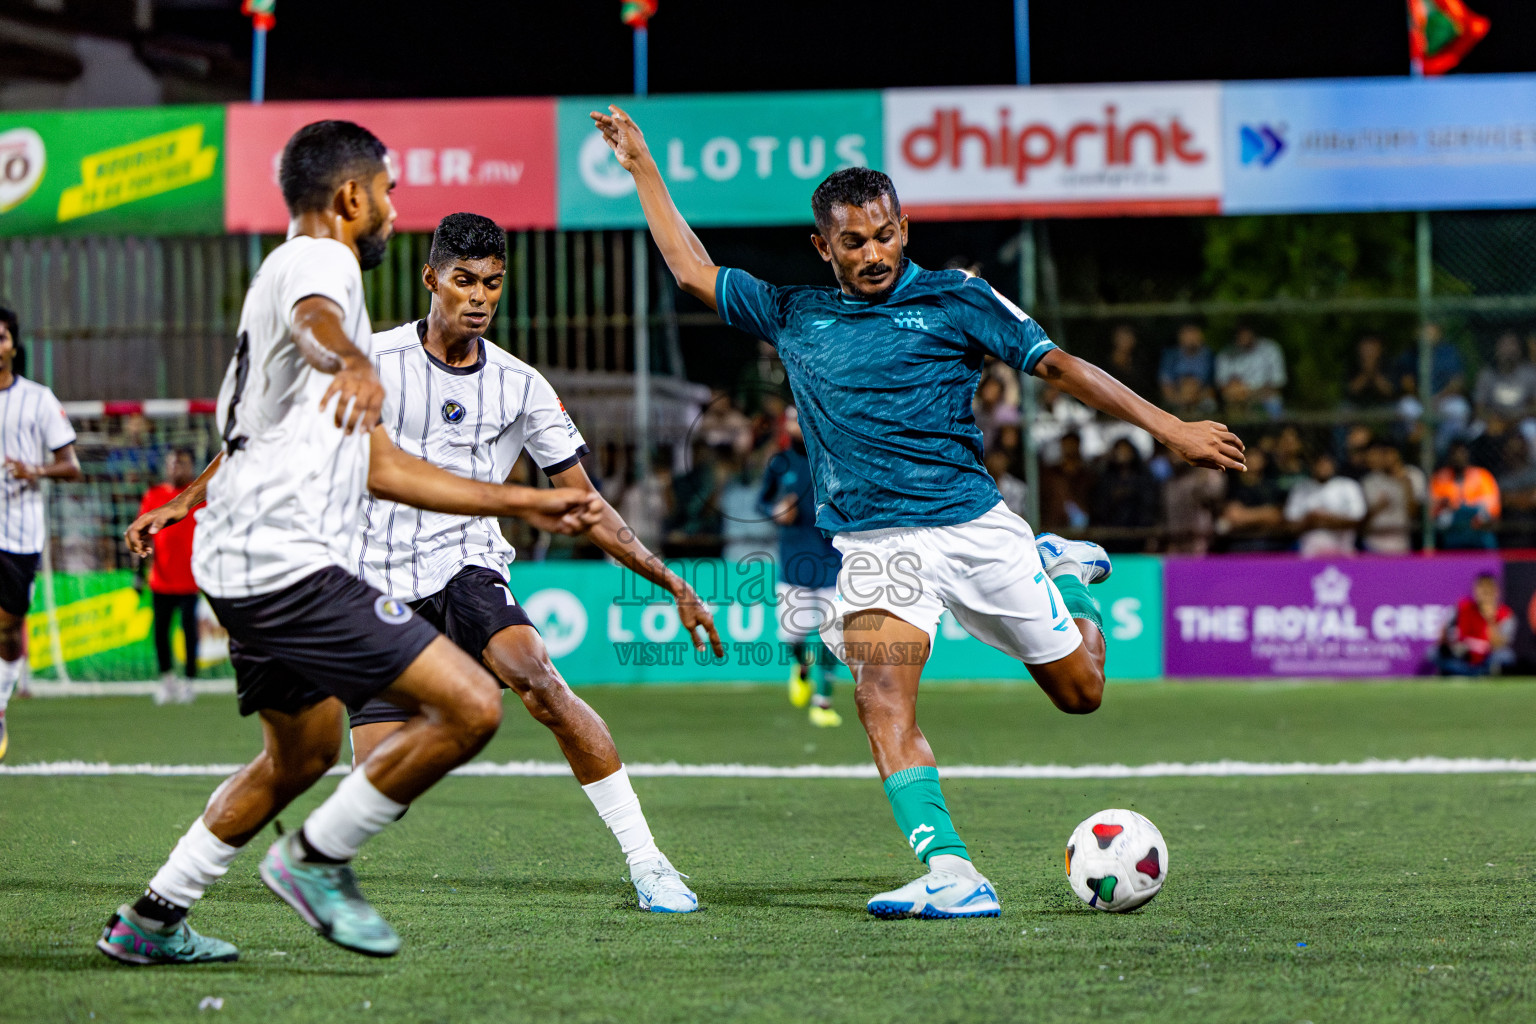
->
[811,167,900,234]
[171,447,196,461]
[278,120,387,217]
[0,304,22,373]
[428,212,507,270]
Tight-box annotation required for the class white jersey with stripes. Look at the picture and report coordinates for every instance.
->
[0,375,75,554]
[193,235,373,599]
[354,320,588,601]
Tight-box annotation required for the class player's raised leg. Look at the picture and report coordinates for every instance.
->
[1027,532,1112,714]
[261,635,501,956]
[843,610,999,920]
[98,698,346,965]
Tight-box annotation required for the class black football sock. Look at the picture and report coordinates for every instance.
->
[131,888,188,928]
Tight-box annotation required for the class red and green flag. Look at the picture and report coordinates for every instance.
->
[621,0,657,28]
[1407,0,1490,75]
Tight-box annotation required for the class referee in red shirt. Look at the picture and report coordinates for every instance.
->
[138,449,202,704]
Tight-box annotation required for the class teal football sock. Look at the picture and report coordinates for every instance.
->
[883,766,968,864]
[1051,573,1104,641]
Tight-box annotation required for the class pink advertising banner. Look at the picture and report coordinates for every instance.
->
[224,98,557,232]
[1164,555,1501,678]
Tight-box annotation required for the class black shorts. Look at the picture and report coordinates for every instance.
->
[0,550,39,617]
[207,565,441,717]
[349,566,535,729]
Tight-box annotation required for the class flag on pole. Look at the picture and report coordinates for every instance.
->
[242,0,275,31]
[621,0,657,28]
[1407,0,1489,75]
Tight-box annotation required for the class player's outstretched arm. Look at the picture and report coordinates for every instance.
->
[366,429,602,536]
[589,105,720,309]
[549,461,723,657]
[292,295,386,434]
[125,453,223,557]
[6,443,83,485]
[1034,348,1246,471]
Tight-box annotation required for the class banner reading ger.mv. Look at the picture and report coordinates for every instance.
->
[224,99,557,232]
[0,105,224,236]
[1164,555,1500,678]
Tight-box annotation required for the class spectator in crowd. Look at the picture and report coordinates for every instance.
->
[985,449,1028,519]
[1269,425,1310,492]
[1215,448,1287,552]
[697,389,753,455]
[618,450,674,556]
[994,423,1024,477]
[1284,450,1367,557]
[1396,323,1470,449]
[1158,320,1216,417]
[1497,435,1536,548]
[1436,573,1515,676]
[973,368,1020,453]
[1088,438,1161,552]
[1345,334,1398,409]
[138,448,201,705]
[1473,331,1536,425]
[1163,463,1224,554]
[1341,424,1375,480]
[1105,323,1156,399]
[1039,430,1094,532]
[1431,441,1500,549]
[1214,323,1286,418]
[1359,441,1424,554]
[106,412,164,482]
[667,441,729,555]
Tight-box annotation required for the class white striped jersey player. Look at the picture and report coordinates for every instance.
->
[193,235,374,599]
[355,320,589,601]
[0,376,75,554]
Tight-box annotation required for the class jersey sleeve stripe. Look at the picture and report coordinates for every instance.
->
[716,267,732,324]
[541,445,591,477]
[1021,339,1056,375]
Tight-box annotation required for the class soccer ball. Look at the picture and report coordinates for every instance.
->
[1065,809,1168,912]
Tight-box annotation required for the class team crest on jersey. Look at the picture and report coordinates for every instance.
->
[441,400,466,424]
[374,595,413,625]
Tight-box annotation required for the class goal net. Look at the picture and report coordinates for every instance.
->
[30,403,230,685]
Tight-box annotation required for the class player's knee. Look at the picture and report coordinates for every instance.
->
[853,667,908,719]
[454,678,503,743]
[1057,670,1104,715]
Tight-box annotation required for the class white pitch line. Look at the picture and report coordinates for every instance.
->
[4,757,1536,779]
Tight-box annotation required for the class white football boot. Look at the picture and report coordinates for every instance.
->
[1035,532,1112,585]
[866,868,1001,920]
[631,855,699,913]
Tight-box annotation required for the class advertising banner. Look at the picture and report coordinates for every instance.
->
[0,105,224,236]
[557,92,882,228]
[508,555,1162,684]
[1164,555,1499,678]
[1498,558,1536,672]
[224,99,557,232]
[1223,75,1536,214]
[882,84,1223,221]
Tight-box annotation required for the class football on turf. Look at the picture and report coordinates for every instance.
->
[1065,808,1168,912]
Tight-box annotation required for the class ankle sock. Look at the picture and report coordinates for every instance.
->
[139,817,241,924]
[299,769,407,863]
[1050,573,1104,640]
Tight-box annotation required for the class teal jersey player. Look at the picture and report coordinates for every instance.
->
[592,104,1246,921]
[717,262,1055,534]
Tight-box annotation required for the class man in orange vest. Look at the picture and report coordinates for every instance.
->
[1430,441,1500,549]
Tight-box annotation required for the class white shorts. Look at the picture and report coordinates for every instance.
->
[821,501,1082,667]
[775,581,838,643]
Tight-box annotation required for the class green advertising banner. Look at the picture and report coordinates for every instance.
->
[557,91,882,228]
[506,555,1163,685]
[0,105,224,236]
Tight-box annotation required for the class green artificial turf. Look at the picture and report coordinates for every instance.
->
[3,681,1535,1023]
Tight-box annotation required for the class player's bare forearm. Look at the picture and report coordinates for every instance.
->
[548,459,722,654]
[44,445,82,481]
[589,105,720,308]
[293,295,384,433]
[124,452,222,557]
[368,430,601,534]
[1034,348,1246,471]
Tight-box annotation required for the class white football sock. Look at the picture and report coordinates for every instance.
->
[146,817,242,909]
[581,765,663,877]
[0,656,21,714]
[930,853,984,881]
[301,768,407,862]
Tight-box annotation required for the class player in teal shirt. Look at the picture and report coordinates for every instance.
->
[592,105,1245,920]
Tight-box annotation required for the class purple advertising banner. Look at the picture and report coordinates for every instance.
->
[1164,555,1501,678]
